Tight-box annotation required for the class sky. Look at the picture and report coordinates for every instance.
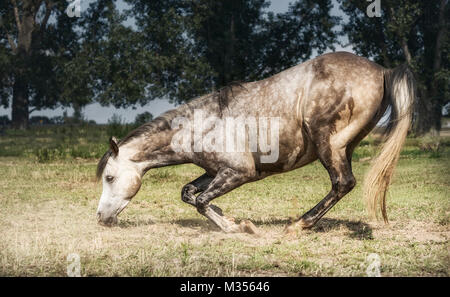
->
[0,0,353,124]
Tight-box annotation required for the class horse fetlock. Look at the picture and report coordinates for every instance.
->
[284,218,314,234]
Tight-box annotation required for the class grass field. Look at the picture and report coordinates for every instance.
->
[0,125,449,276]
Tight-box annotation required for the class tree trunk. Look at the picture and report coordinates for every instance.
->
[72,102,83,121]
[428,0,447,134]
[414,88,441,136]
[220,9,236,87]
[11,76,29,129]
[9,2,36,129]
[412,0,447,136]
[431,101,442,133]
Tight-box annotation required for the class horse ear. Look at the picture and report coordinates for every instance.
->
[109,136,119,157]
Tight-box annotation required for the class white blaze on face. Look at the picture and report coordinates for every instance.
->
[96,155,142,226]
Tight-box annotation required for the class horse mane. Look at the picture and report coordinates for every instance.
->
[96,150,112,180]
[214,81,246,116]
[119,115,174,146]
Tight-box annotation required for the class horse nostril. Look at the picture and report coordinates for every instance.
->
[96,212,102,222]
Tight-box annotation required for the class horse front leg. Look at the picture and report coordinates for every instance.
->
[181,174,223,215]
[194,168,258,234]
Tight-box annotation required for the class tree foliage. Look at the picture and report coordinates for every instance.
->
[6,0,447,136]
[1,0,339,128]
[124,0,340,104]
[134,111,153,126]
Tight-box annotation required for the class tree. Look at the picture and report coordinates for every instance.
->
[60,1,150,111]
[187,0,271,86]
[0,0,82,129]
[57,0,144,120]
[126,0,339,103]
[134,111,153,126]
[338,0,449,135]
[187,0,339,86]
[256,0,340,78]
[0,0,340,128]
[0,0,162,128]
[123,0,215,105]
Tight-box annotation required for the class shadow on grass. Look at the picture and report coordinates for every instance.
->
[250,217,373,240]
[171,217,373,240]
[251,218,292,226]
[173,218,220,232]
[310,218,373,240]
[117,218,155,228]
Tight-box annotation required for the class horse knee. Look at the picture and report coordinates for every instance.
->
[181,184,196,204]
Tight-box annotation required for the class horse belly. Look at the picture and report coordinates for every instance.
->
[256,119,317,175]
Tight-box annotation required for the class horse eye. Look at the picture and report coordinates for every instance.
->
[105,175,115,183]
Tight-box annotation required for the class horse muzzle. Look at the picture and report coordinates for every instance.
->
[96,211,118,226]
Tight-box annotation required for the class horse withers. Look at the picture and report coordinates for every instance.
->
[95,52,415,234]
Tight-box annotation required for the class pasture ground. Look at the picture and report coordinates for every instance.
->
[0,125,449,276]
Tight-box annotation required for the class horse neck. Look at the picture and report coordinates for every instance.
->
[122,95,222,171]
[121,122,190,172]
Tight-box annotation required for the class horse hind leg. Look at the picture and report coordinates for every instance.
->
[285,145,356,233]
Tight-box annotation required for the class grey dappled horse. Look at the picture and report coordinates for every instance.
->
[96,52,415,234]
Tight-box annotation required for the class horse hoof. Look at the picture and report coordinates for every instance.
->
[239,220,259,235]
[298,219,314,230]
[284,220,313,234]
